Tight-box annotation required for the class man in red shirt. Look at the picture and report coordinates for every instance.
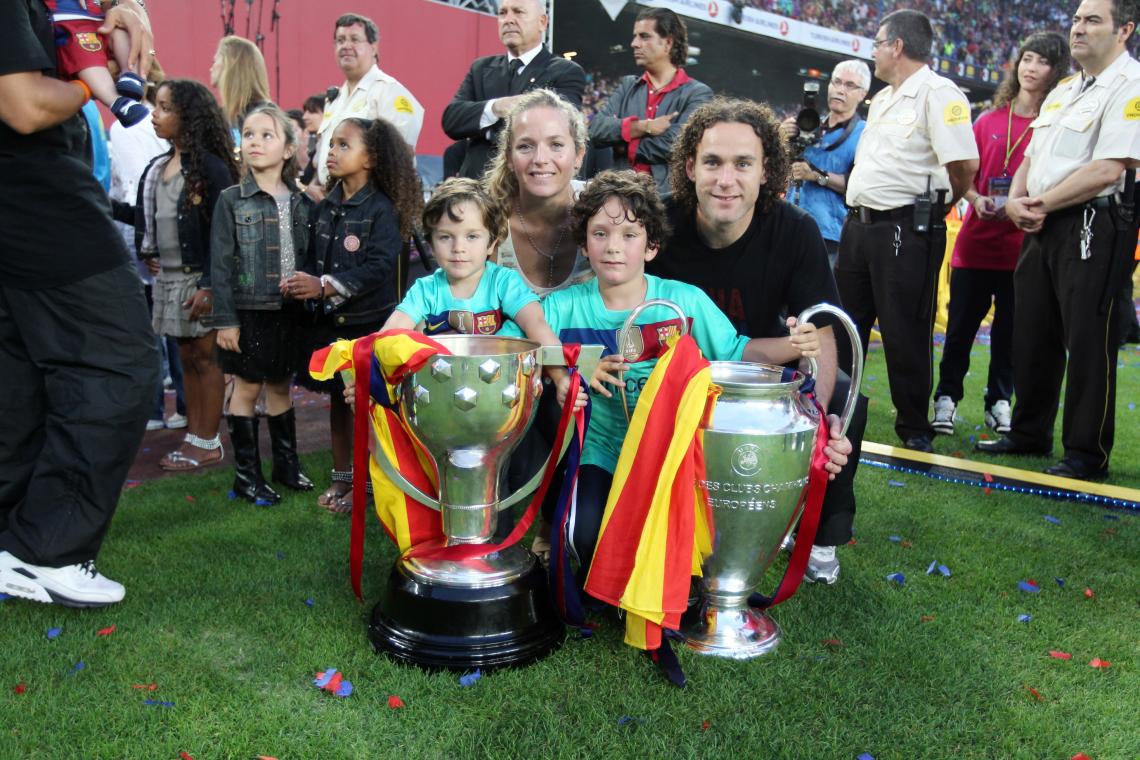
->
[587,7,712,194]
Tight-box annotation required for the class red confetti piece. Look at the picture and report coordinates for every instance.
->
[255,756,279,760]
[701,720,710,731]
[821,638,844,647]
[96,624,116,637]
[1088,659,1111,669]
[847,538,857,546]
[388,695,405,709]
[185,495,195,503]
[180,753,194,760]
[1026,686,1044,701]
[13,683,27,695]
[132,683,158,691]
[920,615,936,623]
[1049,651,1072,660]
[1083,588,1095,599]
[979,433,990,440]
[983,472,993,495]
[1072,754,1092,760]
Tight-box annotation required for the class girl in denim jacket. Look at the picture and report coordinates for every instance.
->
[210,104,315,505]
[284,117,423,513]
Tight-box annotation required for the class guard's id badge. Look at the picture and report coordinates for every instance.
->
[988,177,1012,209]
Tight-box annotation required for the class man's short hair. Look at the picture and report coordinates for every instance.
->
[881,9,933,62]
[833,60,871,92]
[635,7,689,68]
[668,97,790,215]
[303,94,325,114]
[334,13,379,44]
[1108,0,1139,35]
[571,170,671,252]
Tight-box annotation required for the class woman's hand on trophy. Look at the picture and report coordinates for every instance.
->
[822,413,852,480]
[590,354,628,399]
[785,317,820,358]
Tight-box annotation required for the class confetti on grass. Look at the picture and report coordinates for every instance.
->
[885,573,905,585]
[1018,580,1041,593]
[1044,515,1062,525]
[13,683,26,695]
[1018,614,1033,623]
[617,716,646,727]
[888,480,906,487]
[313,669,353,698]
[387,695,405,709]
[926,561,951,577]
[458,669,482,687]
[143,700,175,707]
[920,615,936,623]
[1089,658,1111,669]
[96,625,116,637]
[1049,651,1072,660]
[858,754,876,760]
[1055,577,1066,587]
[132,683,158,691]
[1084,588,1095,599]
[888,535,901,543]
[46,627,62,640]
[1026,686,1044,701]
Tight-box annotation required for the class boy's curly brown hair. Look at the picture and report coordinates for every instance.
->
[571,170,670,251]
[668,97,789,215]
[422,177,508,247]
[334,117,424,240]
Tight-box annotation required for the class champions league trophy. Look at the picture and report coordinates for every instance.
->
[681,304,863,658]
[370,335,601,669]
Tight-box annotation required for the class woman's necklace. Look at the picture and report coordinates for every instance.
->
[515,201,571,289]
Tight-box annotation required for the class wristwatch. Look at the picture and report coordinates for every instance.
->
[816,171,829,187]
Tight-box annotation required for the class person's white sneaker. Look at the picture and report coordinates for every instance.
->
[0,551,125,607]
[932,395,957,435]
[146,419,165,431]
[165,412,188,429]
[804,545,840,585]
[985,400,1012,435]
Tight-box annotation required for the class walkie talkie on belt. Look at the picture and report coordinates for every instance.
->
[914,176,933,233]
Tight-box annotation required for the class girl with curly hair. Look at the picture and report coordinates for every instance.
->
[139,79,240,471]
[285,117,422,513]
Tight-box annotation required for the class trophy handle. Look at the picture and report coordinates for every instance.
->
[795,303,863,437]
[616,298,690,360]
[373,433,443,511]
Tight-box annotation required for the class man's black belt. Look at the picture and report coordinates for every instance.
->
[848,205,914,224]
[1046,195,1113,220]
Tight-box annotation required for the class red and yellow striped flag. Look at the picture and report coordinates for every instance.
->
[584,335,718,650]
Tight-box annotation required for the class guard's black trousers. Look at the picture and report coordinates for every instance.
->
[1008,205,1135,469]
[836,213,945,442]
[0,262,158,566]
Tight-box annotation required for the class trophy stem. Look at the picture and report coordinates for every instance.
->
[680,592,782,659]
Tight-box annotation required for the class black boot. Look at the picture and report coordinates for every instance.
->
[227,415,282,505]
[268,408,314,491]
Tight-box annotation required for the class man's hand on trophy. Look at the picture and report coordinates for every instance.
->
[785,316,820,358]
[554,373,590,411]
[343,378,355,410]
[590,354,628,399]
[822,413,852,480]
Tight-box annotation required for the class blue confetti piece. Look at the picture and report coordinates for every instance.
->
[1018,580,1041,593]
[1043,515,1061,525]
[618,716,646,727]
[458,668,482,687]
[143,700,175,707]
[886,572,905,585]
[969,435,976,443]
[255,498,274,506]
[888,535,901,543]
[578,627,594,639]
[335,681,353,697]
[1018,614,1032,623]
[1129,403,1136,411]
[304,598,314,608]
[1055,577,1066,588]
[314,669,337,688]
[70,662,85,675]
[926,560,938,574]
[858,754,876,760]
[276,551,286,560]
[888,480,906,488]
[227,490,237,501]
[47,627,62,640]
[938,564,951,577]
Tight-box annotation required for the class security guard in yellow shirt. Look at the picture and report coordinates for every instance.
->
[977,0,1140,480]
[838,10,979,452]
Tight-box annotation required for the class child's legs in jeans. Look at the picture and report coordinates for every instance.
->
[570,465,614,584]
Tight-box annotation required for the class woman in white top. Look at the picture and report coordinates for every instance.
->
[483,89,594,298]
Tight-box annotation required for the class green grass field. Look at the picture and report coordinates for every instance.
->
[2,342,1137,759]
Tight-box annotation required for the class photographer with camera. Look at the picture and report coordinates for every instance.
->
[780,60,870,268]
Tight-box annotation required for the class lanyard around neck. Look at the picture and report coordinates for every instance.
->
[1002,106,1033,176]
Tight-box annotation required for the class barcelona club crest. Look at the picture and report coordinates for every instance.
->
[76,32,103,53]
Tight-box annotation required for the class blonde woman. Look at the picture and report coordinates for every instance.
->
[209,35,271,141]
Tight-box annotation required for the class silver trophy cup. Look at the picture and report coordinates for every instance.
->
[369,334,601,669]
[681,304,863,658]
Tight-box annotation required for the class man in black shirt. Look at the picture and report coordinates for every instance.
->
[649,97,867,585]
[0,0,158,608]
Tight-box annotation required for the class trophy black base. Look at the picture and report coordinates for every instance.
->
[368,561,564,670]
